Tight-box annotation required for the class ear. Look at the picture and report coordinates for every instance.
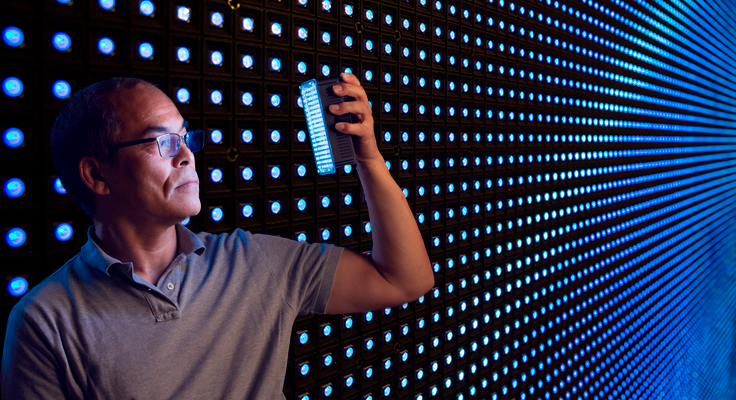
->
[79,157,111,196]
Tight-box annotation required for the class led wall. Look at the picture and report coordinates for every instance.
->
[3,0,736,399]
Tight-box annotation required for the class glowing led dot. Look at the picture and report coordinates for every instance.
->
[7,277,28,297]
[2,27,24,47]
[176,88,190,104]
[242,18,254,32]
[97,37,115,55]
[268,93,281,107]
[52,80,71,99]
[210,129,222,144]
[4,178,24,198]
[238,130,254,146]
[3,127,24,148]
[210,90,223,105]
[210,11,224,27]
[271,22,282,36]
[175,47,190,63]
[176,6,191,22]
[296,164,307,177]
[139,1,154,16]
[98,0,115,10]
[210,168,223,183]
[53,177,66,194]
[241,92,253,106]
[3,77,23,97]
[138,42,154,59]
[54,223,73,241]
[5,228,26,247]
[52,32,72,52]
[210,51,223,66]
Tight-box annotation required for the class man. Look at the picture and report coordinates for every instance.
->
[1,73,433,399]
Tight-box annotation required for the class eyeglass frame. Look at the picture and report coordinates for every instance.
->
[109,129,205,158]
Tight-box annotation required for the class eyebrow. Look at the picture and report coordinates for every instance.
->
[139,120,188,138]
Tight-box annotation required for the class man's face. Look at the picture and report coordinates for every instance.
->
[101,83,200,225]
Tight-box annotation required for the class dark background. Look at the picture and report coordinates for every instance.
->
[2,0,736,398]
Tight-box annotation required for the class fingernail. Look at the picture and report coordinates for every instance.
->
[329,104,339,112]
[333,85,343,93]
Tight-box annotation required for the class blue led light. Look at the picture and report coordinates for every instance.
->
[97,37,115,55]
[241,17,254,32]
[210,51,223,66]
[210,90,222,105]
[210,207,223,222]
[241,92,253,106]
[3,77,23,97]
[4,178,24,198]
[270,166,281,179]
[52,80,71,99]
[7,277,28,297]
[138,42,154,59]
[98,0,115,10]
[210,11,223,27]
[5,227,26,247]
[2,27,23,47]
[139,0,154,16]
[175,88,189,104]
[54,223,73,242]
[53,177,66,194]
[210,168,223,183]
[51,32,72,52]
[270,22,282,36]
[270,94,281,107]
[176,6,190,22]
[241,129,253,143]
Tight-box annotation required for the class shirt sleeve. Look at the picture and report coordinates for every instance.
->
[249,232,345,316]
[1,308,69,400]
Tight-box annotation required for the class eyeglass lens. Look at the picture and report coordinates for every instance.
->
[157,131,203,158]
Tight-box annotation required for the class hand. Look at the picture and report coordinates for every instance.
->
[328,72,382,165]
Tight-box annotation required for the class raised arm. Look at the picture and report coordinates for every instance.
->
[323,73,434,315]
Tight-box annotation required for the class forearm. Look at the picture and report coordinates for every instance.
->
[356,156,434,298]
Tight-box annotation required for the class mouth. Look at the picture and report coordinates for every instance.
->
[178,179,199,189]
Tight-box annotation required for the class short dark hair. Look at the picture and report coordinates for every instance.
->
[50,77,157,218]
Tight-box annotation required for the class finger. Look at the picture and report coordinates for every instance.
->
[328,101,369,119]
[336,121,369,135]
[340,72,360,86]
[332,83,366,102]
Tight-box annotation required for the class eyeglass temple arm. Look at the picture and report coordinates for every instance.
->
[109,137,158,150]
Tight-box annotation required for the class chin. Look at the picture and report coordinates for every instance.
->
[172,199,201,223]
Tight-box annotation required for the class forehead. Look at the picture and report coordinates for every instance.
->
[109,84,182,138]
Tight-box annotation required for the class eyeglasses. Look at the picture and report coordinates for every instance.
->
[109,130,204,158]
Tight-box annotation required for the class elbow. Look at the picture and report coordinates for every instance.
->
[420,262,435,295]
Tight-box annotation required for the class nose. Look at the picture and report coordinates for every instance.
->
[174,136,195,167]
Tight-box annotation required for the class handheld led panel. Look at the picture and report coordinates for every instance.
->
[299,76,358,175]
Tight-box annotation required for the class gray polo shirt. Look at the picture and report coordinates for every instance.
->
[1,223,345,400]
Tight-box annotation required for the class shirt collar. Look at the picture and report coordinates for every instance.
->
[81,223,206,277]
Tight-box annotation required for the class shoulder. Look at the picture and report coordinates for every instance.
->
[7,253,81,329]
[196,229,306,250]
[195,228,255,250]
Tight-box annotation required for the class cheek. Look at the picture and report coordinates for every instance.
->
[118,156,171,196]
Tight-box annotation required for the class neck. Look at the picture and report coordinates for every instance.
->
[92,215,179,287]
